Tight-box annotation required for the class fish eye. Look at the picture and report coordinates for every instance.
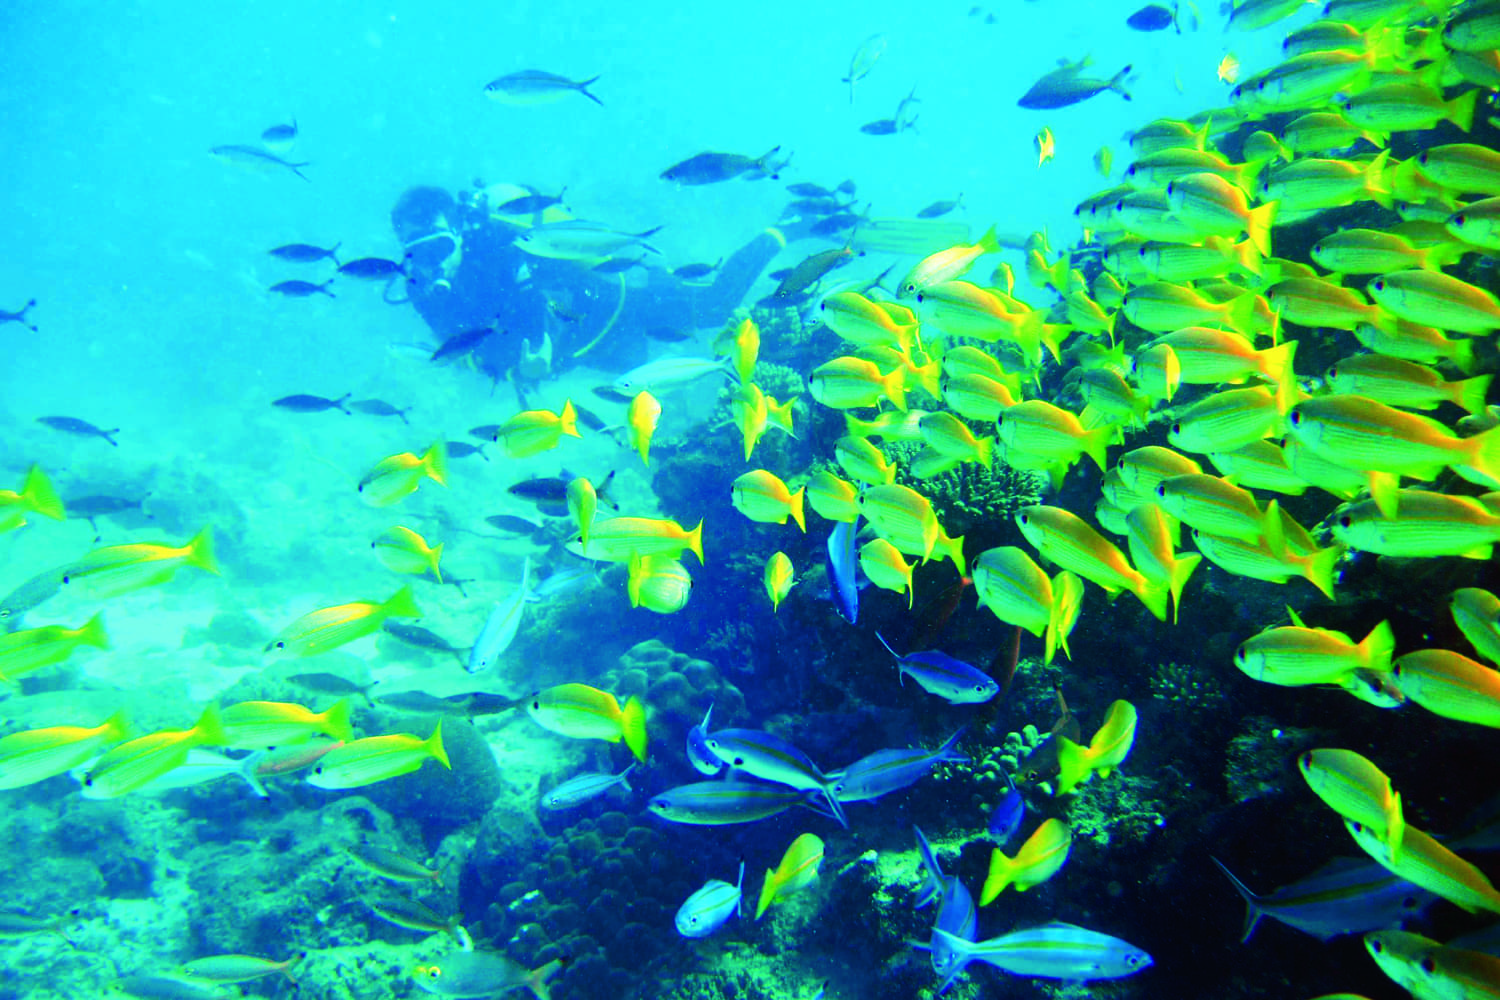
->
[1371,279,1384,291]
[1370,939,1385,954]
[1287,411,1301,427]
[1164,183,1174,195]
[427,966,443,979]
[1421,957,1436,974]
[1454,213,1467,227]
[1233,645,1247,665]
[1298,751,1312,769]
[531,700,540,710]
[1155,483,1168,497]
[1327,365,1338,379]
[1338,514,1352,528]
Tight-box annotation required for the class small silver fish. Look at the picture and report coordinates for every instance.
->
[675,860,745,937]
[540,763,635,810]
[483,70,602,106]
[467,558,530,674]
[210,144,309,181]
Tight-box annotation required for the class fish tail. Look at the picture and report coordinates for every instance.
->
[1364,149,1395,211]
[426,721,451,769]
[1465,422,1500,491]
[560,398,581,438]
[577,76,604,107]
[322,698,355,742]
[975,435,995,469]
[1040,323,1071,365]
[1243,201,1276,259]
[755,868,779,919]
[789,486,807,533]
[626,554,646,608]
[193,704,227,746]
[421,439,450,487]
[1360,619,1397,674]
[1168,554,1202,624]
[100,709,131,744]
[1450,87,1479,133]
[1387,789,1406,862]
[976,223,1002,255]
[329,242,342,267]
[618,762,636,793]
[979,848,1015,905]
[686,519,706,565]
[184,526,220,575]
[882,368,908,412]
[334,392,352,414]
[1209,857,1266,943]
[912,826,943,905]
[79,611,111,651]
[525,958,566,1000]
[1080,425,1112,474]
[1109,64,1134,100]
[22,465,64,521]
[1257,338,1297,391]
[1451,336,1479,376]
[381,584,423,622]
[1052,735,1093,796]
[821,784,851,829]
[239,750,271,799]
[934,727,969,763]
[620,696,648,763]
[1303,544,1343,601]
[1428,240,1470,271]
[1451,372,1495,417]
[429,541,445,583]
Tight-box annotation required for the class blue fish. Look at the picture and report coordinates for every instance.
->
[876,633,999,705]
[539,763,634,811]
[685,703,723,776]
[1212,855,1437,943]
[931,922,1152,990]
[648,780,827,826]
[467,557,530,674]
[703,728,849,828]
[675,859,744,938]
[988,770,1026,846]
[912,826,978,985]
[826,520,859,623]
[831,729,968,804]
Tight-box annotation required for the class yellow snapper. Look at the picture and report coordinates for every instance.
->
[1366,270,1500,334]
[1346,819,1500,915]
[1054,699,1138,795]
[269,586,421,657]
[492,400,581,459]
[61,526,218,599]
[819,291,917,351]
[1451,587,1500,665]
[527,682,648,762]
[731,470,806,531]
[358,441,448,507]
[898,225,1002,298]
[220,699,355,749]
[372,526,443,581]
[1298,749,1405,855]
[1153,473,1279,544]
[996,400,1111,474]
[1015,505,1168,621]
[1234,618,1396,686]
[919,411,994,466]
[1125,503,1202,623]
[859,538,914,607]
[764,552,794,612]
[0,613,109,683]
[1163,173,1277,256]
[1330,489,1500,559]
[756,833,825,918]
[307,723,449,789]
[627,391,662,466]
[732,382,771,462]
[809,356,907,411]
[806,471,861,523]
[567,477,597,552]
[860,484,942,562]
[0,710,129,790]
[981,818,1072,903]
[581,516,704,565]
[1392,648,1500,727]
[82,705,226,799]
[1325,355,1491,415]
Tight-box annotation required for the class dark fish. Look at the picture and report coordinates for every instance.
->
[67,494,150,540]
[1018,60,1133,109]
[917,194,964,218]
[661,146,781,186]
[273,392,350,414]
[809,213,862,237]
[260,119,299,149]
[904,576,973,653]
[485,514,545,535]
[509,470,614,510]
[446,441,489,461]
[37,416,118,446]
[374,690,470,714]
[860,118,900,135]
[784,197,847,217]
[593,256,645,274]
[786,182,834,197]
[0,564,70,624]
[836,179,857,194]
[270,279,334,298]
[445,691,518,715]
[571,403,607,431]
[774,247,857,299]
[644,326,695,343]
[495,188,566,215]
[672,259,721,280]
[1126,3,1178,31]
[469,424,502,440]
[269,242,341,265]
[338,257,407,280]
[431,324,497,363]
[210,144,310,180]
[0,298,37,331]
[348,399,410,423]
[382,621,468,661]
[993,624,1023,698]
[288,672,372,696]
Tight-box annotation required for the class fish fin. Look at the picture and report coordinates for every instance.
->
[560,399,581,438]
[821,785,850,828]
[686,519,706,565]
[238,750,271,798]
[323,698,355,742]
[1361,619,1397,674]
[1053,735,1092,795]
[426,721,451,769]
[429,542,445,583]
[1109,64,1134,100]
[979,848,1013,905]
[1244,201,1277,259]
[382,585,422,621]
[1450,87,1479,134]
[79,612,111,651]
[526,958,567,1000]
[1388,789,1405,863]
[1455,374,1496,418]
[1303,544,1343,601]
[1167,553,1201,624]
[913,825,944,906]
[618,762,636,793]
[422,440,450,487]
[22,466,64,521]
[620,696,648,763]
[184,526,220,575]
[576,75,604,107]
[755,868,779,919]
[193,704,227,746]
[1209,857,1265,943]
[101,709,131,743]
[789,486,807,533]
[1367,471,1400,519]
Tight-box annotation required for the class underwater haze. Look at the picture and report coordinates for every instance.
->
[5,0,1500,999]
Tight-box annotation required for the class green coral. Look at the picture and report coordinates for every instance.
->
[891,444,1047,536]
[1225,716,1314,805]
[1149,661,1226,712]
[1064,771,1167,848]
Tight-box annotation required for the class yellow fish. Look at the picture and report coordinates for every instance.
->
[1451,588,1500,665]
[943,373,1019,423]
[492,400,581,459]
[1393,648,1500,728]
[268,585,421,658]
[860,484,941,562]
[526,682,648,762]
[806,471,861,523]
[1234,617,1396,687]
[627,391,662,466]
[1347,819,1500,915]
[1331,490,1500,559]
[859,538,915,607]
[1217,53,1240,84]
[764,552,794,612]
[1036,127,1056,168]
[82,705,226,799]
[568,477,598,552]
[810,356,907,411]
[627,554,693,614]
[1299,748,1405,857]
[1163,173,1277,257]
[727,317,760,383]
[819,291,919,352]
[756,833,824,919]
[1125,504,1201,623]
[898,225,1003,298]
[220,699,355,749]
[0,465,64,534]
[1054,699,1138,795]
[731,382,771,462]
[358,441,448,507]
[1325,355,1491,416]
[372,526,443,581]
[996,400,1111,474]
[61,526,218,600]
[731,470,806,531]
[307,723,449,789]
[1015,505,1168,621]
[981,818,1072,903]
[1367,270,1500,334]
[0,710,129,790]
[919,412,994,467]
[0,613,109,684]
[581,516,704,565]
[1094,145,1113,176]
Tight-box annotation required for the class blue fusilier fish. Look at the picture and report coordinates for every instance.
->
[468,557,530,674]
[702,728,849,828]
[912,826,978,988]
[1212,855,1436,943]
[830,729,967,804]
[826,520,859,623]
[930,922,1152,990]
[988,769,1026,846]
[648,780,832,825]
[685,703,723,776]
[875,634,1000,705]
[540,763,635,811]
[675,859,745,938]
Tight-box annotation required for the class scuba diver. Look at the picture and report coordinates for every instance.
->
[392,181,785,390]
